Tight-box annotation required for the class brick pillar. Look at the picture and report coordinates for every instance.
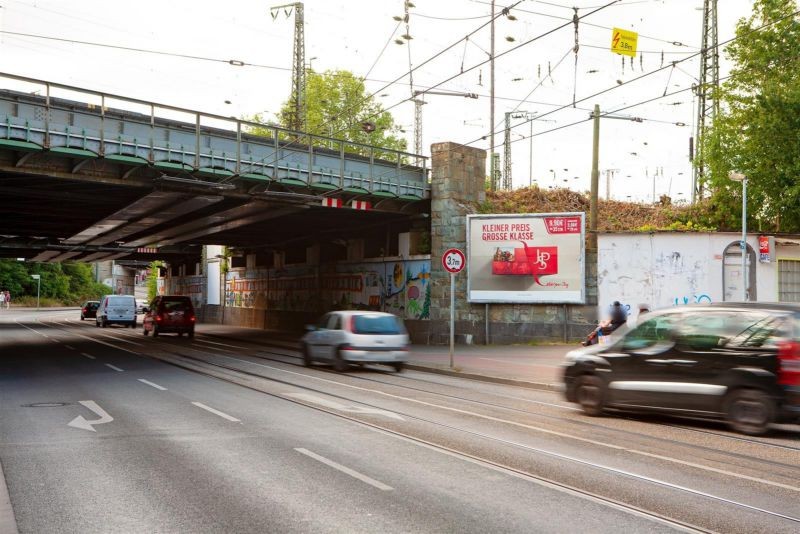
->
[429,142,486,341]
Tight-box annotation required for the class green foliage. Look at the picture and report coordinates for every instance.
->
[246,70,407,160]
[700,0,800,232]
[0,259,110,305]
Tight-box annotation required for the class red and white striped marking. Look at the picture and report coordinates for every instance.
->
[321,197,342,208]
[137,247,158,254]
[351,200,371,210]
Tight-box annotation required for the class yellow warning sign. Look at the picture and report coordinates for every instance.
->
[611,27,638,57]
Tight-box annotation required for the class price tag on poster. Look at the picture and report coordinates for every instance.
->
[442,248,465,274]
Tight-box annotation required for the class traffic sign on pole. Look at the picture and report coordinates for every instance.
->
[442,248,465,274]
[441,248,465,368]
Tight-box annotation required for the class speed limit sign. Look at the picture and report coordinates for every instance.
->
[442,248,465,274]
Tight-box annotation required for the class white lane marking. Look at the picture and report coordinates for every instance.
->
[92,332,142,346]
[287,392,404,421]
[67,400,114,432]
[191,402,241,422]
[105,364,124,372]
[211,353,800,494]
[192,338,247,350]
[14,320,48,338]
[138,379,167,391]
[81,353,96,360]
[64,345,75,350]
[294,448,393,491]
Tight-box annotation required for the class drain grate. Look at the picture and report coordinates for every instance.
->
[22,402,71,408]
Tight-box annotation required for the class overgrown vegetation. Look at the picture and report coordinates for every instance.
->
[478,186,719,233]
[0,260,111,306]
[147,260,164,302]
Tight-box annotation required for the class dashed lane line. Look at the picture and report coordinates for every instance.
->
[295,448,393,491]
[191,402,241,422]
[105,364,125,372]
[138,379,167,391]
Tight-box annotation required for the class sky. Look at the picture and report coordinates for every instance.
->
[0,0,757,202]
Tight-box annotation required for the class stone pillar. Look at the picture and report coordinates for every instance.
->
[429,142,486,343]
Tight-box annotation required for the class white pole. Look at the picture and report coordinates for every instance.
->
[36,277,40,311]
[449,272,455,368]
[742,177,748,301]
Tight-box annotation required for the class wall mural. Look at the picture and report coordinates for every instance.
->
[216,259,431,320]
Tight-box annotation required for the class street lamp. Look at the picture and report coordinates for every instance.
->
[31,274,40,310]
[729,171,748,301]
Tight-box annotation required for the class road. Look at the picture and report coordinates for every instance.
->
[1,309,800,533]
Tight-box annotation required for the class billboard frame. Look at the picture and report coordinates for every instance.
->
[466,212,586,304]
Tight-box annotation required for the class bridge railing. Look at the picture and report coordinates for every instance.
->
[0,72,429,200]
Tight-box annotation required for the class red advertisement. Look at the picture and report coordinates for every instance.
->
[468,213,586,304]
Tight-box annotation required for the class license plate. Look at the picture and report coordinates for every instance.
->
[114,308,125,313]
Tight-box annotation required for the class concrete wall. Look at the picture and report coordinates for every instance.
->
[597,232,800,321]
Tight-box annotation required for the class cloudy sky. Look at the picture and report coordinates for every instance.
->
[0,0,756,201]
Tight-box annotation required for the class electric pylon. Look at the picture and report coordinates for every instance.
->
[271,2,306,132]
[692,0,719,202]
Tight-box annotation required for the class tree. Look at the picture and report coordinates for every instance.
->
[701,0,800,232]
[249,70,407,159]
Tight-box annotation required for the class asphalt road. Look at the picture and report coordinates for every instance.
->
[2,310,800,533]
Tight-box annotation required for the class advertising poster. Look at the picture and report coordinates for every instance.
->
[467,213,586,303]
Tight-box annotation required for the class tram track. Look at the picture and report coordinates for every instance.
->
[27,313,800,531]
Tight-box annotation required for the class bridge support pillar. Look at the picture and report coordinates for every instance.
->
[425,142,487,344]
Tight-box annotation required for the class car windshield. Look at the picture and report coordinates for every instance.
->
[87,303,99,310]
[107,297,131,306]
[352,314,404,335]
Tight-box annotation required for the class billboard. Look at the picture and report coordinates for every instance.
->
[466,213,586,303]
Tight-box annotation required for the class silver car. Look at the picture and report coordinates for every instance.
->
[301,311,409,372]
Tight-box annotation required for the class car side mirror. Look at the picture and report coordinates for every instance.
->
[305,324,316,332]
[143,307,150,313]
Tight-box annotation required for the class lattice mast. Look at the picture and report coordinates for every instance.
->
[692,0,719,203]
[503,112,512,190]
[271,2,306,132]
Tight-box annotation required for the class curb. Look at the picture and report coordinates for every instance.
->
[405,364,561,392]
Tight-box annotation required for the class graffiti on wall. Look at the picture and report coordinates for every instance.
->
[216,259,431,319]
[672,294,712,306]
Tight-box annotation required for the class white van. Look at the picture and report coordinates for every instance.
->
[96,295,137,328]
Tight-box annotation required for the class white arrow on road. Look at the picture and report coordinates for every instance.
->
[67,400,114,432]
[287,392,404,421]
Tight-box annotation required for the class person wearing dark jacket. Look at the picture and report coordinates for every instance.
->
[582,301,628,346]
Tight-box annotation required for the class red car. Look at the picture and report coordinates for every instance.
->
[142,296,196,338]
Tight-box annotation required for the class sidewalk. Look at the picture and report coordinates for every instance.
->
[197,323,570,391]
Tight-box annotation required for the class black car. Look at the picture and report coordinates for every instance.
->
[80,301,100,320]
[563,303,800,435]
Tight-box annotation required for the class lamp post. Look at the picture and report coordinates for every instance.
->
[729,171,748,301]
[31,274,40,310]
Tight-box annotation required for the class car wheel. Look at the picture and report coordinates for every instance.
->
[101,318,108,328]
[302,344,312,367]
[95,320,99,328]
[188,329,194,339]
[725,389,774,436]
[80,315,84,321]
[178,332,183,337]
[152,325,159,338]
[392,362,405,373]
[575,375,605,416]
[131,321,137,329]
[143,327,149,336]
[333,350,349,372]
